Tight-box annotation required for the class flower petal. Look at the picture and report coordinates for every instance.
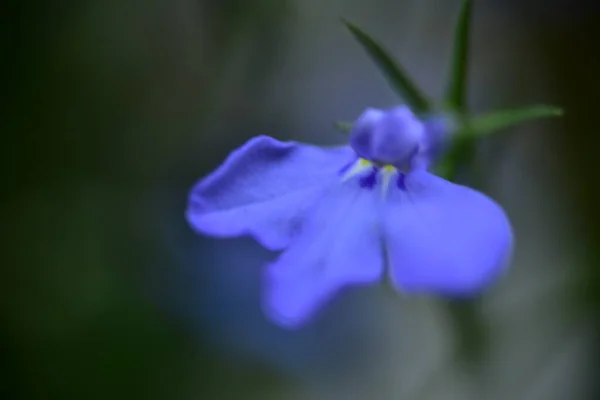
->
[186,136,355,250]
[263,179,384,328]
[350,105,424,167]
[384,171,513,295]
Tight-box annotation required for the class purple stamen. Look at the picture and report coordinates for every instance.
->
[397,173,407,191]
[359,167,378,189]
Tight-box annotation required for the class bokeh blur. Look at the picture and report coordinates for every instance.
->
[3,0,600,399]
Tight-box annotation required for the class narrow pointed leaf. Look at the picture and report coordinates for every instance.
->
[342,19,432,115]
[444,0,473,112]
[466,105,563,137]
[334,121,353,133]
[435,105,562,180]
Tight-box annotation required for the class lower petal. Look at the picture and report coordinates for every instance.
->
[384,171,513,295]
[263,181,383,328]
[186,136,355,250]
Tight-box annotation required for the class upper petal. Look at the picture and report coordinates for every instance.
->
[186,136,355,250]
[262,178,384,328]
[350,105,424,167]
[384,171,513,295]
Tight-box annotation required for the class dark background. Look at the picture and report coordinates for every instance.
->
[2,0,600,399]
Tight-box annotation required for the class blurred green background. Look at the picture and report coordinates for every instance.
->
[3,0,600,399]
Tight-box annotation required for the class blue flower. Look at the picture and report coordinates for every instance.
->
[186,105,513,328]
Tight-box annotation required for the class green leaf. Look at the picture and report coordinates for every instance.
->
[341,19,432,115]
[334,121,353,133]
[444,0,473,113]
[436,105,563,179]
[466,105,563,137]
